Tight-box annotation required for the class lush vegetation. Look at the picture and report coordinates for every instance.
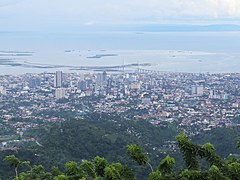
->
[1,113,240,179]
[0,113,179,179]
[3,133,240,180]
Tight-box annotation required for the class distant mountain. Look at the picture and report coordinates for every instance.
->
[2,24,239,35]
[141,24,240,32]
[112,24,240,32]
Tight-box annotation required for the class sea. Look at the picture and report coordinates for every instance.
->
[0,31,240,75]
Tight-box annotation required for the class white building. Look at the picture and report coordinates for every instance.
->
[0,86,6,95]
[192,85,204,96]
[55,88,66,99]
[54,71,63,88]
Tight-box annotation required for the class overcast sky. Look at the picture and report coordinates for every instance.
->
[1,0,240,31]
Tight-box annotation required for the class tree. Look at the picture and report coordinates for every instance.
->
[227,162,240,180]
[80,160,96,178]
[4,133,240,180]
[127,144,153,172]
[237,138,240,149]
[148,171,163,180]
[208,165,227,180]
[158,155,175,175]
[176,133,199,170]
[104,163,135,180]
[4,155,30,179]
[104,163,122,180]
[54,174,69,180]
[93,156,108,177]
[179,169,208,180]
[51,166,63,177]
[64,161,81,179]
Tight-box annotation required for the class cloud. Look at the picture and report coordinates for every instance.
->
[0,0,240,31]
[83,21,97,26]
[122,0,240,20]
[0,0,25,7]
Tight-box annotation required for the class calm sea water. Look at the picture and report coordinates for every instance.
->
[0,31,240,74]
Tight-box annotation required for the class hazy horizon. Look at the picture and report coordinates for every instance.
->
[1,0,240,33]
[1,0,240,74]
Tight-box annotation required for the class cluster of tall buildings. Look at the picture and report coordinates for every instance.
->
[38,71,110,100]
[96,71,107,86]
[191,85,204,96]
[54,71,66,99]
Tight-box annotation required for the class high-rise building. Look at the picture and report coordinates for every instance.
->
[209,90,215,98]
[103,71,107,81]
[29,77,41,88]
[96,73,102,86]
[0,86,6,95]
[196,85,204,96]
[191,85,197,95]
[78,80,87,91]
[55,88,66,99]
[96,71,107,87]
[54,71,63,88]
[106,78,112,95]
[192,85,204,96]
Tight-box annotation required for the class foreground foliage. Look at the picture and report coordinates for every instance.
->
[128,133,240,179]
[4,134,240,180]
[3,133,240,179]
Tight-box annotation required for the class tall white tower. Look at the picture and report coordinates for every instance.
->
[55,88,66,99]
[54,71,63,88]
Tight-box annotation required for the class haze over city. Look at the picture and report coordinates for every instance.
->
[0,0,240,32]
[1,1,240,179]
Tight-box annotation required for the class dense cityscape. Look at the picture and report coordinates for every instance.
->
[2,0,240,179]
[1,70,240,150]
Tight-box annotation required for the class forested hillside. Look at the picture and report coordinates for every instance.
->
[3,133,240,180]
[1,113,240,179]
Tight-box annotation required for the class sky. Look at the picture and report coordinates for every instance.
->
[0,0,240,32]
